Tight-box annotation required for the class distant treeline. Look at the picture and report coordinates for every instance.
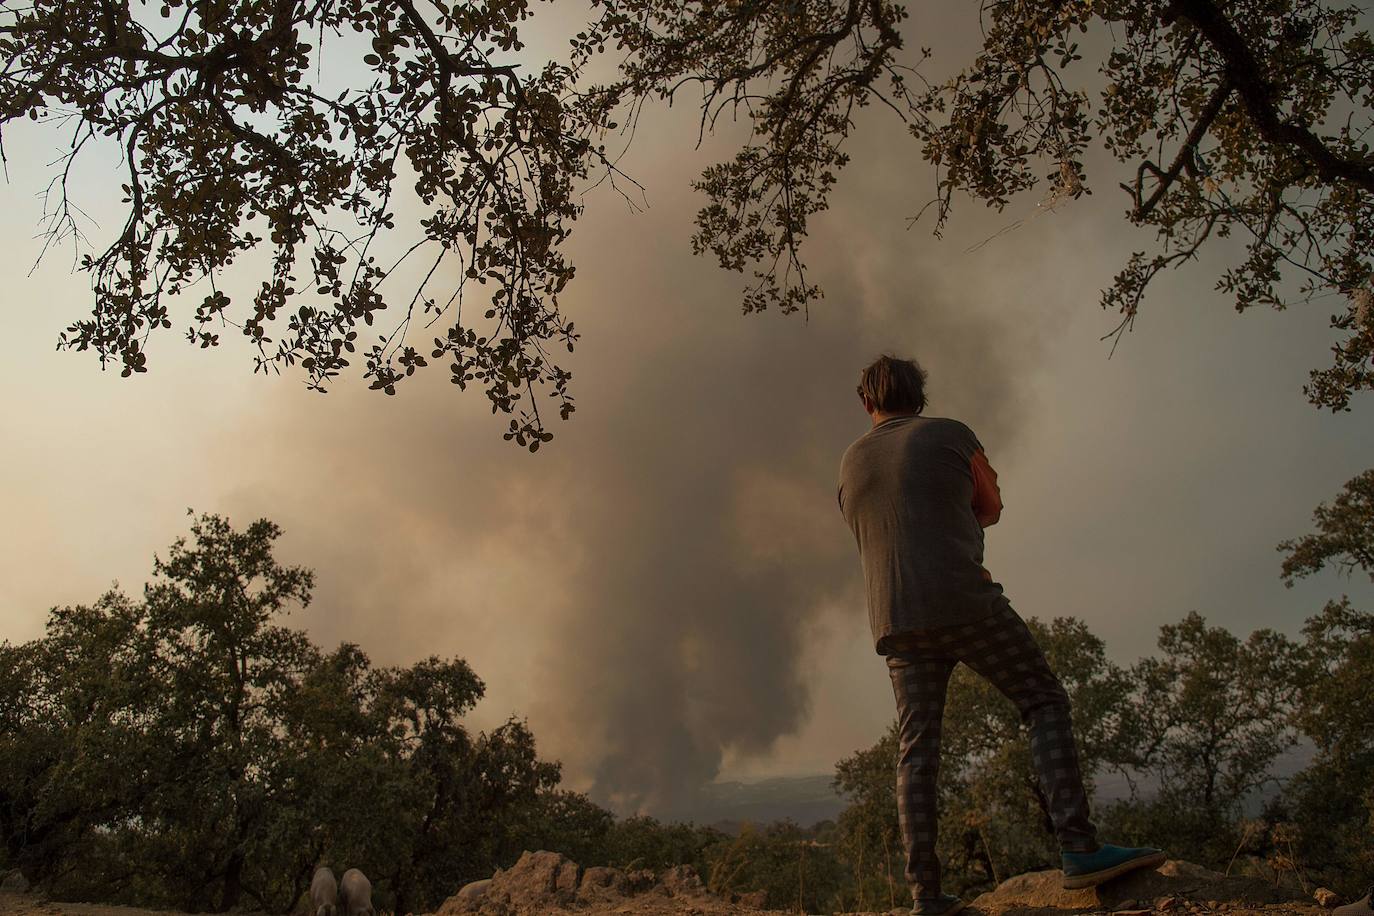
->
[2,505,1372,914]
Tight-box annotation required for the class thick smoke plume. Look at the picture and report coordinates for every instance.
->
[219,120,1053,818]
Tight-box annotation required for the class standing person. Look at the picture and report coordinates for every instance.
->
[836,355,1164,916]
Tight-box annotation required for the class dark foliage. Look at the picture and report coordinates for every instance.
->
[7,479,1374,911]
[0,513,571,913]
[3,0,1369,441]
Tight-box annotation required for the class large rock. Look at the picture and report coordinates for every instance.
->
[970,860,1309,915]
[1,871,30,894]
[576,866,628,904]
[662,864,706,898]
[624,868,661,895]
[1315,888,1342,909]
[455,878,492,902]
[733,889,769,909]
[438,851,579,914]
[436,852,787,914]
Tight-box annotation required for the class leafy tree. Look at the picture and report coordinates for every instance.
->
[0,515,332,910]
[594,0,1373,411]
[373,656,561,914]
[1279,468,1374,585]
[269,642,403,913]
[0,0,619,447]
[1131,612,1299,814]
[272,642,565,914]
[1292,598,1374,772]
[130,514,318,911]
[0,513,570,913]
[3,0,1370,442]
[0,592,153,889]
[1277,475,1374,894]
[598,814,725,872]
[508,789,616,869]
[1280,599,1374,896]
[1103,612,1300,865]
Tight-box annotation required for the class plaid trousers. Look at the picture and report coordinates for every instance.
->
[885,605,1098,899]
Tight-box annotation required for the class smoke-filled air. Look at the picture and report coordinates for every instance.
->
[3,1,1373,914]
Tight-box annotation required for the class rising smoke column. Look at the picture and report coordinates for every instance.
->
[221,123,1049,818]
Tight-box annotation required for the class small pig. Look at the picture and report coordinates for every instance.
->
[310,867,339,916]
[339,868,374,916]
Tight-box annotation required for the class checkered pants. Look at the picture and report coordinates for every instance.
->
[886,605,1097,899]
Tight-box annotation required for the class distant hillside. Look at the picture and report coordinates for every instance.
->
[683,775,846,831]
[683,742,1316,833]
[688,769,1153,834]
[1091,741,1315,814]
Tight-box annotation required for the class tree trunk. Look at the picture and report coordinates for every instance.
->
[219,849,246,913]
[392,865,411,916]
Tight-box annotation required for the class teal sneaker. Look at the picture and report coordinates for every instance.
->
[1061,844,1166,889]
[911,893,966,915]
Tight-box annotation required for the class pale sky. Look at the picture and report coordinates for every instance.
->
[2,3,1371,819]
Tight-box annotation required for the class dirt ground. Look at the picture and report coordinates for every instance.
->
[1,892,189,916]
[0,890,800,916]
[1,857,1337,916]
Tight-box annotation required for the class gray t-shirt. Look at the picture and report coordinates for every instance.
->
[837,415,1009,651]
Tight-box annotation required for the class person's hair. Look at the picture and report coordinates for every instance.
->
[857,355,928,414]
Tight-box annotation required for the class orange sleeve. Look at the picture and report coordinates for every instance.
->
[971,447,1003,528]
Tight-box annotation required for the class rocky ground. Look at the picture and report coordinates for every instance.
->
[0,854,1347,916]
[958,858,1328,916]
[433,850,1336,916]
[0,891,184,916]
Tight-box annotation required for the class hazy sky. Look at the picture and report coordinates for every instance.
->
[2,3,1371,819]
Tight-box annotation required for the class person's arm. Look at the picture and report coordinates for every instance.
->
[970,447,1003,527]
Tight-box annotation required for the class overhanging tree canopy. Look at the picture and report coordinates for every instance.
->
[2,0,1370,444]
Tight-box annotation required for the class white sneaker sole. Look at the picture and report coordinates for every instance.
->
[1061,850,1167,890]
